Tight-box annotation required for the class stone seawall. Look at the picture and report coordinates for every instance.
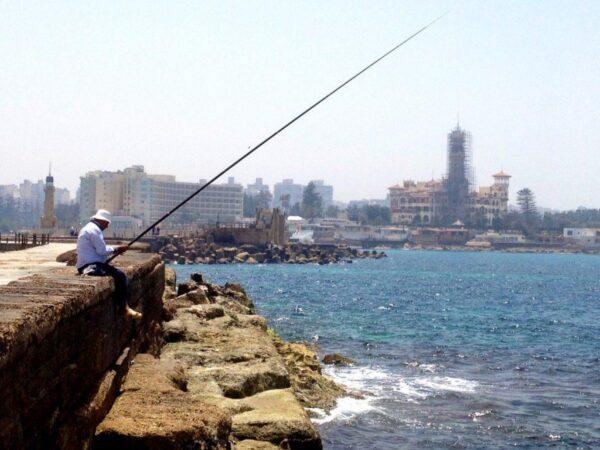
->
[0,251,165,449]
[0,252,343,449]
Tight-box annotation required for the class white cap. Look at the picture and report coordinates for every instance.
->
[91,209,112,224]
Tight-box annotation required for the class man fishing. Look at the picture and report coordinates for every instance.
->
[76,209,142,319]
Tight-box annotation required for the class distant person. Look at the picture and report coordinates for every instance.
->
[69,226,76,237]
[76,209,141,319]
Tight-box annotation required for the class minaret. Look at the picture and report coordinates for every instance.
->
[41,163,57,229]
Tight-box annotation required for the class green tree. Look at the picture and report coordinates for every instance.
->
[364,205,391,225]
[347,205,359,222]
[289,202,301,216]
[325,204,340,218]
[301,182,323,219]
[244,191,273,217]
[347,204,391,225]
[243,193,258,217]
[517,188,539,227]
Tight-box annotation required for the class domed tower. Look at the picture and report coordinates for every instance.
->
[492,170,511,217]
[492,171,511,199]
[41,164,57,229]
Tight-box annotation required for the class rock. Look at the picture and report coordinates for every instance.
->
[93,354,231,449]
[239,244,258,254]
[185,289,211,305]
[234,252,250,263]
[186,304,225,321]
[162,296,195,321]
[56,249,77,266]
[246,257,258,265]
[322,353,354,366]
[231,389,321,449]
[274,341,346,410]
[163,319,186,342]
[165,267,177,288]
[250,253,266,263]
[190,272,204,284]
[233,440,280,450]
[208,358,290,398]
[177,280,198,296]
[224,283,247,296]
[222,247,238,258]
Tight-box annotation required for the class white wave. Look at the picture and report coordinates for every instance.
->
[393,375,479,402]
[394,379,428,401]
[413,376,479,393]
[313,365,390,425]
[406,361,439,373]
[324,365,390,394]
[469,409,492,422]
[317,364,480,425]
[311,396,377,425]
[419,364,438,373]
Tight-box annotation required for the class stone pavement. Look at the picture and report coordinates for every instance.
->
[0,243,75,285]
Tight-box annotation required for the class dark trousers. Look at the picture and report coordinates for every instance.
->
[78,262,129,311]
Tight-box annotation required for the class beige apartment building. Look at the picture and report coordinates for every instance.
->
[79,166,243,226]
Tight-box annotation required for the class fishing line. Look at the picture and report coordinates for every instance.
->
[109,12,448,262]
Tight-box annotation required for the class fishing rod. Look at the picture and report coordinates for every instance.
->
[108,12,447,262]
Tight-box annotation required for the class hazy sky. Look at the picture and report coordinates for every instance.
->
[1,1,598,209]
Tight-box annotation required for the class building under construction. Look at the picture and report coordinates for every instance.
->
[389,124,510,226]
[443,125,475,222]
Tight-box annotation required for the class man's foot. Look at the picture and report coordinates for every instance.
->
[125,306,142,320]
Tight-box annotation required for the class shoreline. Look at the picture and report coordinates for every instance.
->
[95,267,349,448]
[398,243,600,255]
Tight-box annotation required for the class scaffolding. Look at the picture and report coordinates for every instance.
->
[444,125,474,221]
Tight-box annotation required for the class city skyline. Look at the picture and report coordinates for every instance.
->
[1,1,598,210]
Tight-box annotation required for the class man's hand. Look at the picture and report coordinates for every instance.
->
[114,245,129,255]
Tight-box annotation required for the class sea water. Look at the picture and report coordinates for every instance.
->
[173,250,599,449]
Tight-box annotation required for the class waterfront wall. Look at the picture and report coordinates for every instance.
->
[0,251,165,449]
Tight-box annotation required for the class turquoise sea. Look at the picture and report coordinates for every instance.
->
[173,250,600,449]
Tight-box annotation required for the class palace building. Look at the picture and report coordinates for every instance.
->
[389,125,510,226]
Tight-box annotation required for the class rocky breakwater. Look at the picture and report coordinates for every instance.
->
[153,238,386,265]
[94,271,345,449]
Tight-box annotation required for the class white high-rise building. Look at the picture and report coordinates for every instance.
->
[246,178,270,197]
[79,166,243,225]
